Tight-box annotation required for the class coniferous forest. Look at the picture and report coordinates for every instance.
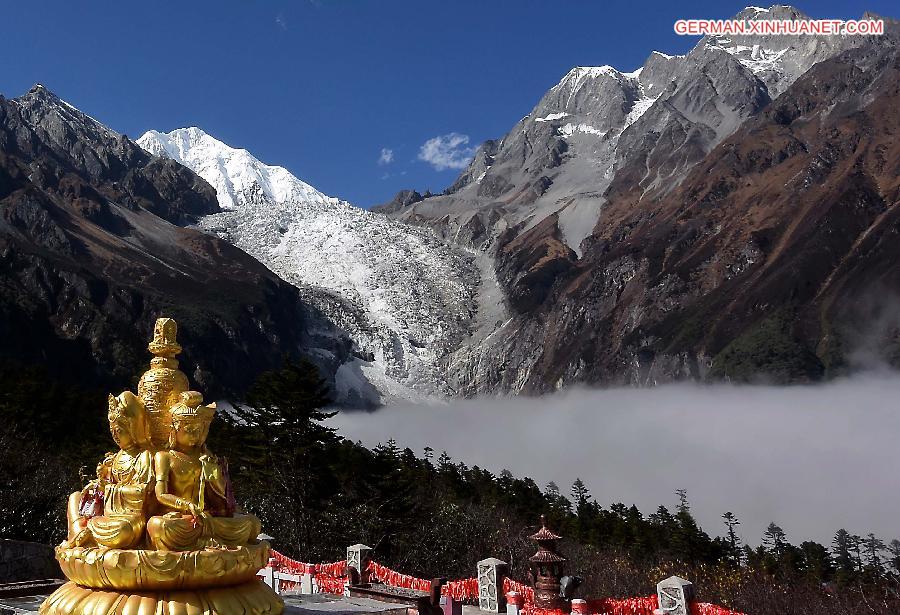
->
[1,359,898,615]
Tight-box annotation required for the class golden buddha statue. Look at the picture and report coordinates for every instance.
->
[64,391,154,549]
[148,390,261,551]
[41,318,283,615]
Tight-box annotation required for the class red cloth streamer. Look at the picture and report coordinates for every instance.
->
[316,574,347,595]
[269,550,348,595]
[268,551,740,615]
[364,561,478,602]
[269,550,346,577]
[366,560,432,592]
[503,578,536,606]
[442,578,479,602]
[315,561,348,576]
[587,595,658,615]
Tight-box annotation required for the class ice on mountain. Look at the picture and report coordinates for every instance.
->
[623,95,660,130]
[558,123,607,138]
[138,128,480,405]
[535,112,571,122]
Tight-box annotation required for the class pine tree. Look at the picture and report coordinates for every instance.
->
[670,491,711,565]
[799,541,833,581]
[650,505,676,528]
[850,534,863,572]
[437,451,453,472]
[888,539,900,575]
[722,512,742,564]
[571,478,591,505]
[675,489,690,514]
[374,438,400,461]
[762,522,787,558]
[546,481,560,498]
[832,529,855,582]
[862,533,886,576]
[226,358,336,555]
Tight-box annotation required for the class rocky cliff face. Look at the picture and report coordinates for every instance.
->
[0,85,354,398]
[379,7,900,393]
[379,7,864,256]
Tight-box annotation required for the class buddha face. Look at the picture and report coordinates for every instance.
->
[110,418,136,450]
[107,392,149,450]
[171,418,209,451]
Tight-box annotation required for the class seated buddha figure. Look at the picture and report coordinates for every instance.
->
[65,391,154,549]
[147,391,260,551]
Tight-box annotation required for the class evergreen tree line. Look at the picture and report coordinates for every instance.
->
[1,359,898,614]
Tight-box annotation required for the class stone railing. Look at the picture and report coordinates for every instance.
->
[256,545,741,615]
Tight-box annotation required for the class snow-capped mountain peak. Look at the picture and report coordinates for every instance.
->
[138,127,335,210]
[138,127,483,406]
[697,4,859,97]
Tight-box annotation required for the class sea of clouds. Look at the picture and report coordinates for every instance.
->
[330,374,900,548]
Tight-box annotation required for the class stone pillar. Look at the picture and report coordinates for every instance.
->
[656,576,694,615]
[259,563,274,589]
[506,591,523,615]
[477,557,508,613]
[347,543,372,583]
[300,571,313,594]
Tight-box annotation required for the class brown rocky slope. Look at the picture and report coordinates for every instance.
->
[456,41,900,392]
[0,85,352,396]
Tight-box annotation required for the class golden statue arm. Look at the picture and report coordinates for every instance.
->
[153,451,198,515]
[95,453,114,485]
[200,455,227,498]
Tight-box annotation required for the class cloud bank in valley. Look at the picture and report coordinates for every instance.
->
[330,375,900,547]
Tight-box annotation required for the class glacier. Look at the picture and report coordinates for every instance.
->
[138,127,481,405]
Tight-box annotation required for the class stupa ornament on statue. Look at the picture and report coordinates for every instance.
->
[138,318,190,448]
[41,318,283,615]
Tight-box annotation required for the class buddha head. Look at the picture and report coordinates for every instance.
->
[107,391,151,451]
[167,391,217,452]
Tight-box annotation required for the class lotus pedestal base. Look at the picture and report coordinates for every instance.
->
[40,579,284,615]
[39,543,283,615]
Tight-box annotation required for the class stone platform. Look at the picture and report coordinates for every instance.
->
[0,591,409,615]
[283,593,409,615]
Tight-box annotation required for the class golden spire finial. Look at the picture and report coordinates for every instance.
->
[139,318,190,448]
[148,317,182,358]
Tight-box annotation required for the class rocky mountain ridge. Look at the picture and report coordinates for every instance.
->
[378,6,900,393]
[3,5,897,401]
[0,85,357,398]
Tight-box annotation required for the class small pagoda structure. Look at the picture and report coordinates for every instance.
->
[529,515,567,610]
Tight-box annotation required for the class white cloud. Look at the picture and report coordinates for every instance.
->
[275,13,288,30]
[418,133,475,171]
[378,147,394,166]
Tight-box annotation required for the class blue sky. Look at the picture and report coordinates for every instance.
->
[0,0,891,208]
